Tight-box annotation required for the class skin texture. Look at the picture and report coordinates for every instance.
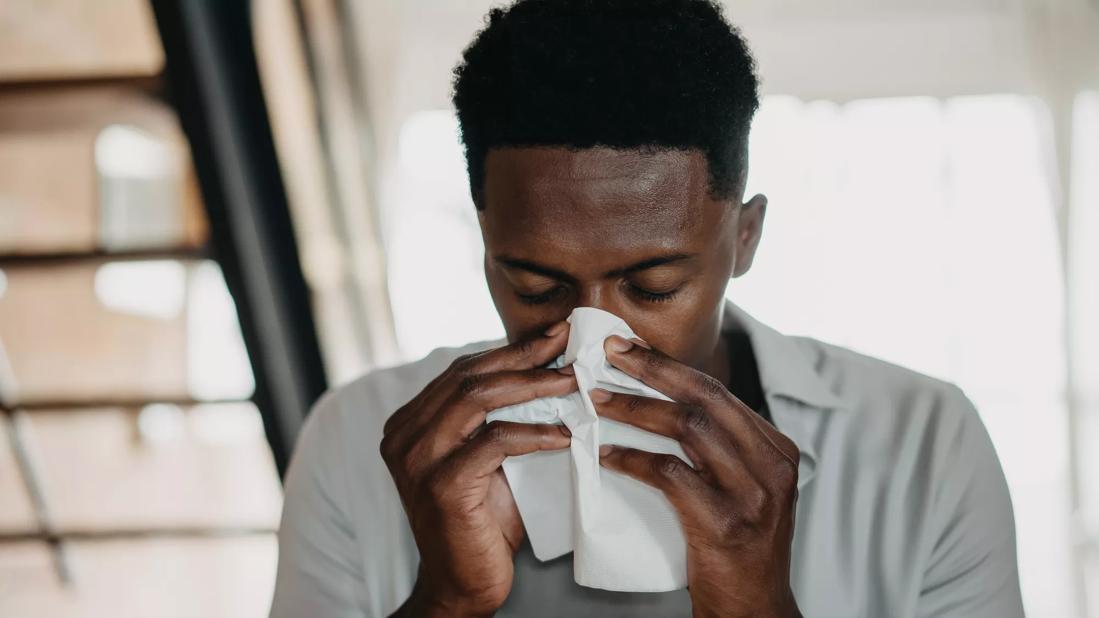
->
[384,146,799,617]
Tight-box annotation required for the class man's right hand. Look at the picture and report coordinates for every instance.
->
[381,322,577,617]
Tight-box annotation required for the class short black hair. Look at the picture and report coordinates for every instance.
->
[452,0,760,209]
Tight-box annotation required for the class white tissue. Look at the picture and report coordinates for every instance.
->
[486,307,691,592]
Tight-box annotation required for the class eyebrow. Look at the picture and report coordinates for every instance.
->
[495,253,695,280]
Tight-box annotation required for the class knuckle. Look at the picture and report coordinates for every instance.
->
[716,511,751,547]
[742,484,771,521]
[457,373,486,398]
[640,349,664,376]
[624,394,647,415]
[452,351,488,377]
[779,450,800,475]
[513,338,538,359]
[779,436,801,466]
[451,353,477,371]
[424,470,451,502]
[678,405,712,437]
[696,374,729,401]
[399,447,422,477]
[481,421,512,444]
[382,402,413,437]
[773,454,800,491]
[381,417,397,437]
[652,453,687,480]
[379,433,397,462]
[715,510,739,537]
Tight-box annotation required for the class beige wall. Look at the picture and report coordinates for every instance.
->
[0,0,162,82]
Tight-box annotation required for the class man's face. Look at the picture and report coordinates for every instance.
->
[478,146,766,372]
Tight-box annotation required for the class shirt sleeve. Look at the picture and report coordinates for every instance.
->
[270,394,365,618]
[916,387,1025,618]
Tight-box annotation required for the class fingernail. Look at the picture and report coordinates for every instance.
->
[556,365,574,375]
[629,337,652,350]
[589,388,612,403]
[605,335,633,353]
[544,321,567,337]
[599,444,614,457]
[557,424,572,437]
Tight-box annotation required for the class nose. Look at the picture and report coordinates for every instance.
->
[575,283,620,315]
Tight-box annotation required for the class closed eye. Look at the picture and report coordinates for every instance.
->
[627,284,680,303]
[517,286,567,305]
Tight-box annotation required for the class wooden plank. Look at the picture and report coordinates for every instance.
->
[0,0,163,83]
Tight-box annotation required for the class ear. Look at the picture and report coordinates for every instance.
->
[732,193,767,278]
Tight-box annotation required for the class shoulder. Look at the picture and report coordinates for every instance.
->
[794,335,977,424]
[787,336,996,481]
[795,337,1015,543]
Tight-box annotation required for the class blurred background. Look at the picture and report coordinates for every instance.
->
[0,0,1096,616]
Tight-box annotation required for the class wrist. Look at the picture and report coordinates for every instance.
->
[690,585,800,618]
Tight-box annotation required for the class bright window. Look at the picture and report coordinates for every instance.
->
[737,94,1070,618]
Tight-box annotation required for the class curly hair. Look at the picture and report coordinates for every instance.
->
[452,0,760,208]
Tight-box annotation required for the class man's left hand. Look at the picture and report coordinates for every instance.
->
[591,335,802,618]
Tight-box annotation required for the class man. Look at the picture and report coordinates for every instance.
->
[270,1,1024,616]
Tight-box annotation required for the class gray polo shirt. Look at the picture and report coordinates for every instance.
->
[270,302,1024,617]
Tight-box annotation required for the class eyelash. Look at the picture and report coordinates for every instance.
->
[517,287,566,305]
[629,285,680,303]
[516,284,680,305]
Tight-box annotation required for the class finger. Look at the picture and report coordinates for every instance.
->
[591,389,692,439]
[386,322,571,440]
[603,336,765,445]
[590,389,758,490]
[431,368,578,443]
[451,421,572,478]
[745,411,801,468]
[598,445,719,524]
[466,321,571,374]
[604,336,725,407]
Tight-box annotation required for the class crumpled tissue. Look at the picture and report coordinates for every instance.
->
[486,307,691,592]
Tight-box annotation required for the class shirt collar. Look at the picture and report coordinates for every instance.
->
[722,301,846,490]
[722,301,847,412]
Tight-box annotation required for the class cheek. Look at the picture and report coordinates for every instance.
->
[620,306,719,367]
[620,279,728,369]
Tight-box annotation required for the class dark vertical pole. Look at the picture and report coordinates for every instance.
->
[149,0,328,476]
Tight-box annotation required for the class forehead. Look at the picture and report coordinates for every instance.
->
[480,147,730,256]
